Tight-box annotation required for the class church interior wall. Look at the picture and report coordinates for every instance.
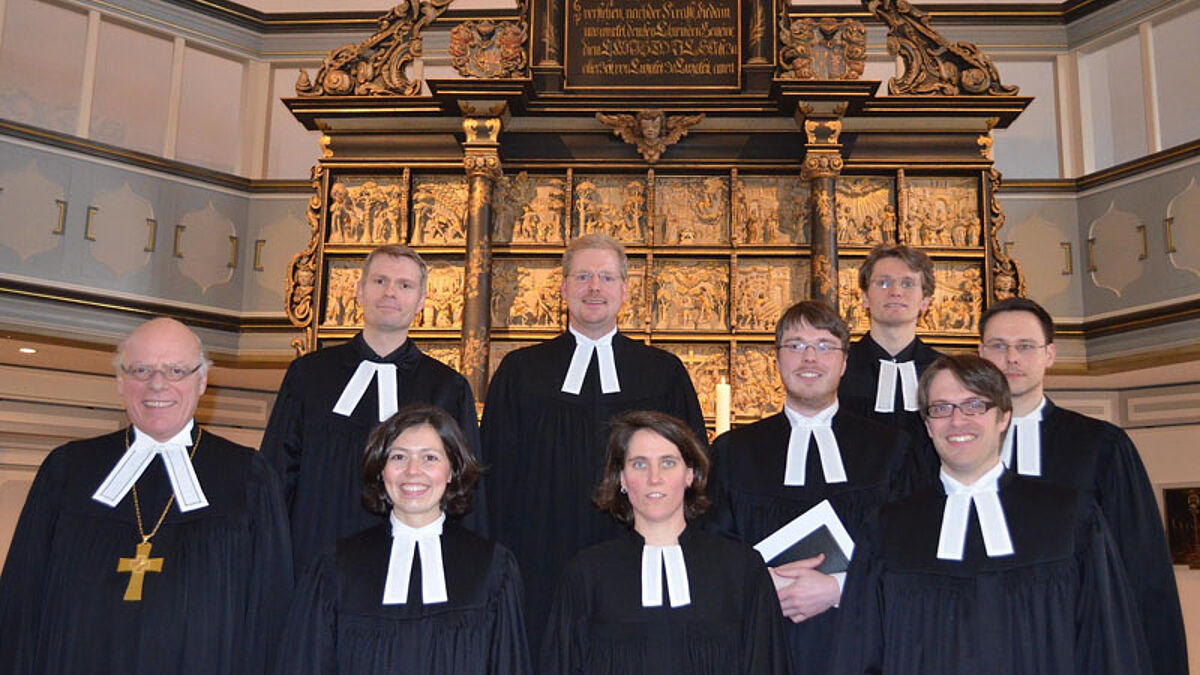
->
[1,1,1198,660]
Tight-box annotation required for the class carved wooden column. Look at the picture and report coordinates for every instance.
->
[799,103,846,310]
[460,108,503,402]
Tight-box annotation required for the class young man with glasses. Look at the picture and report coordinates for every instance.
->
[833,354,1151,674]
[0,318,293,674]
[977,297,1187,674]
[708,300,920,675]
[482,233,704,652]
[261,245,482,575]
[840,244,941,447]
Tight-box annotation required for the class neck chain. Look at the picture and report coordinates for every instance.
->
[115,426,202,602]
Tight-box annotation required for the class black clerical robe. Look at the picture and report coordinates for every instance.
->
[832,473,1151,675]
[708,410,919,675]
[0,428,293,675]
[261,333,482,574]
[481,332,705,653]
[275,520,531,675]
[541,525,789,675]
[1005,398,1187,675]
[840,334,940,448]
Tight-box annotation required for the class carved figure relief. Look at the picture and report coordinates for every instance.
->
[416,262,464,329]
[491,259,564,329]
[732,345,784,420]
[661,343,728,418]
[595,110,705,164]
[449,19,528,79]
[618,260,648,331]
[423,342,463,372]
[328,180,406,245]
[733,175,808,245]
[655,176,730,245]
[838,261,869,332]
[322,261,364,327]
[653,261,729,331]
[411,176,468,245]
[734,259,809,331]
[918,262,983,333]
[493,172,566,244]
[904,178,981,247]
[779,18,867,80]
[837,177,895,246]
[572,175,646,242]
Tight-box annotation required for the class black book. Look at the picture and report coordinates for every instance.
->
[754,499,854,574]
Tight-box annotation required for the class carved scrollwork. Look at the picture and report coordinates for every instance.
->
[285,165,323,352]
[655,176,730,245]
[295,0,454,97]
[865,0,1019,96]
[573,175,646,242]
[450,18,529,79]
[653,261,729,330]
[987,168,1026,300]
[779,18,866,80]
[595,110,705,164]
[802,152,843,180]
[732,345,785,419]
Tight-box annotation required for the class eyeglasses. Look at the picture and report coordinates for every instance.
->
[120,363,204,382]
[870,277,920,291]
[980,340,1047,356]
[567,271,622,285]
[925,399,995,419]
[777,341,844,355]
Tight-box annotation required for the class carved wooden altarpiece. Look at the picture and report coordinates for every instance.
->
[285,0,1029,428]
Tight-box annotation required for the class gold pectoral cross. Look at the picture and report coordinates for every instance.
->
[117,541,163,602]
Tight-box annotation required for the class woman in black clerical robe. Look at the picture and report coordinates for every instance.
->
[274,404,531,675]
[541,411,789,675]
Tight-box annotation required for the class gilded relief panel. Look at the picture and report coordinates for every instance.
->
[837,260,869,332]
[571,174,646,243]
[416,261,464,329]
[328,178,406,245]
[654,176,730,245]
[652,260,729,331]
[837,176,896,246]
[493,172,567,245]
[618,259,648,331]
[733,175,808,245]
[322,259,363,327]
[734,258,809,331]
[732,344,784,420]
[411,176,468,245]
[660,343,728,418]
[422,342,463,373]
[918,261,983,334]
[903,178,981,247]
[491,258,564,329]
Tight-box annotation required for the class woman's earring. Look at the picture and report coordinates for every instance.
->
[620,486,627,494]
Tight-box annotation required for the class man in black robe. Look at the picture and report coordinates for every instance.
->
[840,244,941,447]
[0,318,293,674]
[482,233,705,650]
[261,245,481,574]
[708,300,919,675]
[833,354,1151,674]
[977,297,1187,674]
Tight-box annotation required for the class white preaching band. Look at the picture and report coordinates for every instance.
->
[875,359,919,413]
[383,512,448,605]
[93,420,208,512]
[562,326,621,395]
[1000,397,1046,476]
[936,461,1014,561]
[334,360,400,421]
[783,402,847,486]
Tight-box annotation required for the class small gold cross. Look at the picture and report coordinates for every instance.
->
[117,541,163,602]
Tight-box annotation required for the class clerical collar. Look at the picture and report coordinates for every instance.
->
[1001,397,1046,476]
[782,402,846,486]
[92,421,209,512]
[351,332,419,365]
[561,326,620,395]
[382,512,448,605]
[936,461,1014,561]
[641,541,691,608]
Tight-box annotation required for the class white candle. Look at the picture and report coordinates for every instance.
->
[715,378,731,436]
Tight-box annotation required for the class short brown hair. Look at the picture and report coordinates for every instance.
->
[918,354,1013,421]
[563,233,628,279]
[361,404,481,517]
[593,411,710,527]
[858,243,935,298]
[980,297,1055,344]
[361,244,428,289]
[774,300,851,351]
